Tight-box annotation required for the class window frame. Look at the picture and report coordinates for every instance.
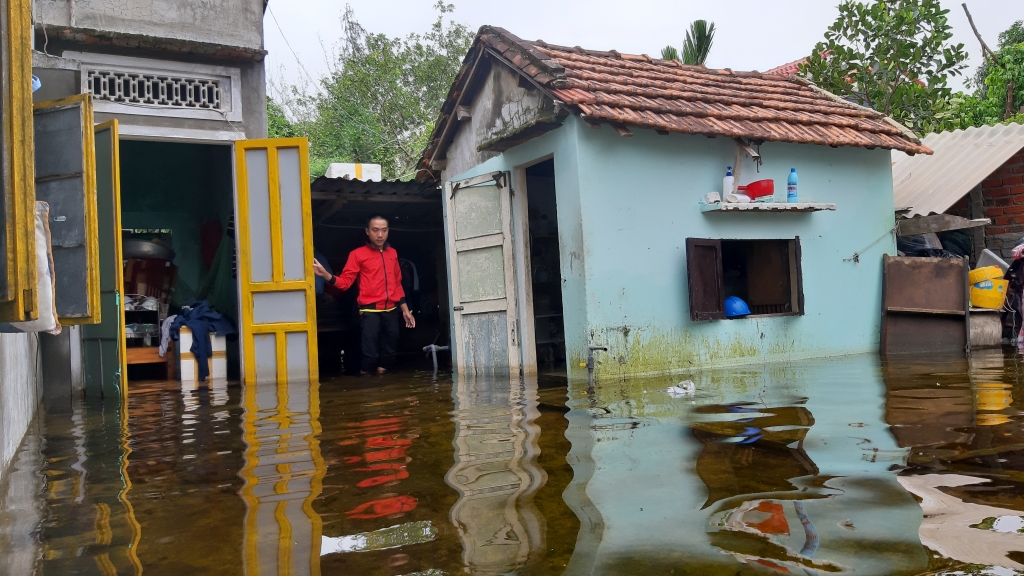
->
[686,236,805,321]
[0,0,38,323]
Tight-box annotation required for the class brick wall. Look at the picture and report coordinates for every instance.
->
[981,147,1024,258]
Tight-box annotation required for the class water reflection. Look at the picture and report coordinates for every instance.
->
[562,356,928,575]
[446,374,546,574]
[13,352,1024,573]
[239,378,326,575]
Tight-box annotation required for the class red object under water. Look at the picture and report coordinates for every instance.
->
[354,463,409,487]
[345,495,418,519]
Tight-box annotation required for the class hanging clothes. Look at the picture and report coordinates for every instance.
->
[170,301,235,381]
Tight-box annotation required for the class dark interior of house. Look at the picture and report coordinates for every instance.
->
[310,177,448,376]
[526,159,567,372]
[721,239,801,317]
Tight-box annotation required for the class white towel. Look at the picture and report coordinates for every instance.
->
[159,315,177,357]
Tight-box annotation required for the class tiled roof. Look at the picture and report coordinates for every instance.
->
[419,27,929,180]
[765,57,808,77]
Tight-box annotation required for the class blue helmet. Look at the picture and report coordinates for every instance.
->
[725,296,751,318]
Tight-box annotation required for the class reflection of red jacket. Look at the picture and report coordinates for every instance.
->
[331,244,406,310]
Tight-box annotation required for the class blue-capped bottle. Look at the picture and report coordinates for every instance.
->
[787,168,798,203]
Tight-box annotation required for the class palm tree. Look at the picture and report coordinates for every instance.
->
[682,20,716,66]
[661,45,680,61]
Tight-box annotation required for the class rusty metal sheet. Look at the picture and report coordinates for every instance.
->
[881,255,969,356]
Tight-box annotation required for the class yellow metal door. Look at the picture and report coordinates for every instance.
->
[234,138,318,383]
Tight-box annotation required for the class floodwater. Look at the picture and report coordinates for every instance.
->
[5,353,1024,575]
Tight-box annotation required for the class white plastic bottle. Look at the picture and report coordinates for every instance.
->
[723,166,734,199]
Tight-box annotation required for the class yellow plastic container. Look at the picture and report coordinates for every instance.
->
[969,266,1004,285]
[970,278,1008,309]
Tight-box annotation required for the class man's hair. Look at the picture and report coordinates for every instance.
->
[366,214,388,228]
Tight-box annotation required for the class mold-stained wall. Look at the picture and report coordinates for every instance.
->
[573,125,895,379]
[446,113,895,378]
[441,60,559,182]
[34,0,264,50]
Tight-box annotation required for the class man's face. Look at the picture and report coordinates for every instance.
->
[366,218,389,249]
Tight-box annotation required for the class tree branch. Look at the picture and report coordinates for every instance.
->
[962,3,999,63]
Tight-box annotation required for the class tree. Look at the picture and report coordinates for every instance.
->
[660,19,715,66]
[682,20,716,66]
[800,0,968,135]
[945,19,1024,130]
[277,2,474,180]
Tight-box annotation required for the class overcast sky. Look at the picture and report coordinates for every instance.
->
[264,0,1018,97]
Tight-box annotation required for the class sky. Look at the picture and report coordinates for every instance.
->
[264,0,1018,99]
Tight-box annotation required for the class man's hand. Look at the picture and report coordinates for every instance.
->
[400,304,416,329]
[313,259,331,280]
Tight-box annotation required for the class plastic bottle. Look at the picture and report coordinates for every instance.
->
[723,166,734,197]
[787,168,799,203]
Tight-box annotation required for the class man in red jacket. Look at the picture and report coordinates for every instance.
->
[313,215,416,375]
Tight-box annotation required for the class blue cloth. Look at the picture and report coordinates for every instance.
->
[314,249,333,295]
[170,300,235,381]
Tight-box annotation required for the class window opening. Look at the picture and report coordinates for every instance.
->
[687,238,803,320]
[88,70,223,111]
[526,160,566,372]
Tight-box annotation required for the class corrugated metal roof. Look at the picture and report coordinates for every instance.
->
[892,122,1024,216]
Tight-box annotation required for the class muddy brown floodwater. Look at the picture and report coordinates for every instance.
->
[6,351,1024,575]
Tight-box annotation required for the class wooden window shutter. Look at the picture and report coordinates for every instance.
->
[793,236,805,315]
[686,238,725,321]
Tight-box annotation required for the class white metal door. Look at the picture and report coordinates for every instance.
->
[445,171,521,376]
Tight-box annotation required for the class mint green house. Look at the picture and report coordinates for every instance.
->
[420,27,931,380]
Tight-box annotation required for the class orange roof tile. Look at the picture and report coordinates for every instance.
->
[418,27,929,180]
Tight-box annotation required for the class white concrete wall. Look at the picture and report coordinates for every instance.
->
[0,333,41,483]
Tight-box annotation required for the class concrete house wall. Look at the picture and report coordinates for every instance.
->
[448,112,896,379]
[1,0,268,486]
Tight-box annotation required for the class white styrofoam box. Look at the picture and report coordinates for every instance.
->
[178,327,227,382]
[324,162,382,181]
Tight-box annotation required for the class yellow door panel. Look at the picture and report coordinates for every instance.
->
[0,0,37,322]
[234,138,318,383]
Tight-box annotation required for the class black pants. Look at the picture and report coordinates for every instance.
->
[359,309,399,372]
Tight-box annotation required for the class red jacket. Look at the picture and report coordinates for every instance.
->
[330,244,406,310]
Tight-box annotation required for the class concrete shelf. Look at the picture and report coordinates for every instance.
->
[699,202,836,213]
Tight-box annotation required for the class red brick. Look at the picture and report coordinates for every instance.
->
[989,227,1008,235]
[1014,165,1024,174]
[984,177,1003,188]
[988,187,1011,197]
[994,216,1012,225]
[986,207,1005,217]
[1004,205,1024,215]
[1011,185,1024,195]
[1003,176,1024,186]
[996,197,1012,207]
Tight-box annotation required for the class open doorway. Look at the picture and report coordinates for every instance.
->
[309,177,447,376]
[526,159,566,374]
[117,140,240,381]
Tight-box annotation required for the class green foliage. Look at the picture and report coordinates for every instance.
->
[660,20,715,65]
[682,20,716,66]
[277,2,473,180]
[799,0,967,135]
[944,21,1024,131]
[267,98,294,139]
[971,20,1024,95]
